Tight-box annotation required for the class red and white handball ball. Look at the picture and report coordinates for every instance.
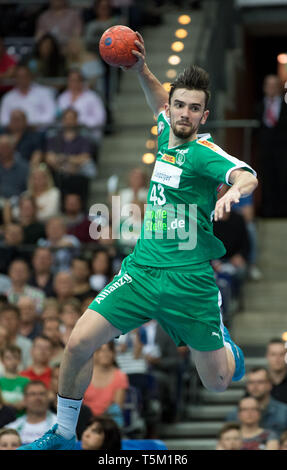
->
[99,25,139,67]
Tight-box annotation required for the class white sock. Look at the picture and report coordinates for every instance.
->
[56,395,82,439]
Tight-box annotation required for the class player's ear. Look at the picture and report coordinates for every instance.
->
[164,102,170,118]
[201,109,209,125]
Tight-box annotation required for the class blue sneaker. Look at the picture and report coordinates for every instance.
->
[17,424,76,450]
[223,326,245,382]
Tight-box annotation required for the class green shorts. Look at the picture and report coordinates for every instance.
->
[88,255,224,351]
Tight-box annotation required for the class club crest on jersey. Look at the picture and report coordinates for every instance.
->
[157,121,164,136]
[176,148,188,166]
[161,153,175,164]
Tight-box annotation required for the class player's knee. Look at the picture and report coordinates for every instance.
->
[66,330,90,358]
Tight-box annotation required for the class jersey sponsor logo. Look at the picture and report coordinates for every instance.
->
[175,148,188,166]
[197,139,220,152]
[151,160,182,188]
[161,153,175,164]
[95,273,132,304]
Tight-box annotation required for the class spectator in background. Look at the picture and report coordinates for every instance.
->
[266,338,287,405]
[237,396,279,450]
[0,224,28,275]
[25,33,68,80]
[0,428,21,450]
[6,258,46,314]
[38,217,81,273]
[0,37,17,97]
[41,298,60,321]
[27,164,61,223]
[84,0,120,52]
[0,324,9,376]
[65,36,105,94]
[83,342,129,428]
[216,422,243,450]
[118,167,148,208]
[1,109,43,165]
[279,430,287,450]
[0,134,29,202]
[41,317,64,367]
[52,271,75,304]
[59,298,82,345]
[35,0,83,48]
[77,415,122,451]
[44,107,97,205]
[3,194,46,245]
[57,69,106,142]
[20,335,53,389]
[0,304,32,371]
[18,296,42,340]
[226,367,287,438]
[0,344,30,414]
[6,380,57,444]
[48,364,93,439]
[0,65,56,128]
[62,193,92,244]
[29,247,55,298]
[71,257,96,302]
[0,389,17,429]
[256,74,287,217]
[89,248,113,292]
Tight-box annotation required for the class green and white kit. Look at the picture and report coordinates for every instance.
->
[89,111,256,350]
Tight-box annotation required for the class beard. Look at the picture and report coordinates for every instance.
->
[171,120,198,140]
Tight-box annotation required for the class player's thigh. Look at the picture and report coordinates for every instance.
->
[67,308,122,356]
[189,346,230,392]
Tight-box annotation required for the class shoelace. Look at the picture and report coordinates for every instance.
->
[36,431,57,448]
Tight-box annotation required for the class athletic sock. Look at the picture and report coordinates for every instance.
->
[56,395,83,439]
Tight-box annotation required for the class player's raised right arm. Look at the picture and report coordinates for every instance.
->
[129,32,168,116]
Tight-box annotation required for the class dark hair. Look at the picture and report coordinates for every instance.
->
[84,415,122,451]
[169,65,211,109]
[24,380,48,394]
[218,422,241,439]
[33,33,66,77]
[0,303,21,319]
[267,338,286,347]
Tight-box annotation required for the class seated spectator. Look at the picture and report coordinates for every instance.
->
[65,36,105,94]
[59,298,81,345]
[84,341,129,428]
[35,0,83,48]
[0,133,29,203]
[53,271,75,304]
[0,65,57,128]
[41,298,60,321]
[71,257,96,302]
[41,317,64,367]
[117,167,148,208]
[1,109,43,164]
[216,422,243,450]
[84,0,120,53]
[18,297,42,340]
[38,216,81,273]
[25,33,68,80]
[27,164,61,223]
[0,304,32,370]
[237,396,279,450]
[0,37,17,97]
[6,258,46,314]
[77,415,122,451]
[0,389,17,429]
[0,344,30,415]
[0,427,21,450]
[89,248,113,292]
[44,108,97,205]
[29,247,55,298]
[226,367,287,438]
[279,430,287,450]
[6,380,57,445]
[0,324,9,376]
[0,224,28,275]
[48,364,93,439]
[62,193,92,243]
[20,335,53,389]
[266,338,287,404]
[57,69,106,142]
[213,209,250,316]
[4,194,46,245]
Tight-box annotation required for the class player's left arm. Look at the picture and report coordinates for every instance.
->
[214,169,258,221]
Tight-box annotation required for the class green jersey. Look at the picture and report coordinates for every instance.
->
[132,111,256,267]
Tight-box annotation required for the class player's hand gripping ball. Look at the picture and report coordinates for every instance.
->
[99,25,139,67]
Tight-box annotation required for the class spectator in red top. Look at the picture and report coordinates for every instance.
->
[0,37,17,96]
[20,335,53,389]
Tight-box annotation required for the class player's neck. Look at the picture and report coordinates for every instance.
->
[168,132,197,149]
